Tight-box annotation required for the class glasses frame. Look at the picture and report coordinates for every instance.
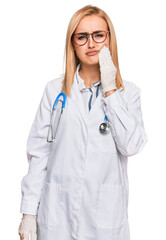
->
[72,30,111,46]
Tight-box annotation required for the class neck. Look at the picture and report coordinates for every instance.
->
[79,63,100,88]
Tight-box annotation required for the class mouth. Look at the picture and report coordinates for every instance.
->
[86,51,99,56]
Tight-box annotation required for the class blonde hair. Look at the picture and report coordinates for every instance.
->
[61,4,124,96]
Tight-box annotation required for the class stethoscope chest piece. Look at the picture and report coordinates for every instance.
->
[99,120,111,134]
[99,114,111,134]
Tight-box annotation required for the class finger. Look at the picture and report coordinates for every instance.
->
[18,232,23,239]
[99,47,107,67]
[24,231,30,240]
[104,47,116,70]
[103,48,111,65]
[98,46,105,61]
[101,46,111,66]
[105,46,112,58]
[99,45,106,54]
[19,232,24,240]
[104,47,113,65]
[18,222,23,233]
[98,50,105,67]
[31,232,37,240]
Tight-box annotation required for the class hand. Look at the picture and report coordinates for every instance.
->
[18,214,37,240]
[98,46,117,95]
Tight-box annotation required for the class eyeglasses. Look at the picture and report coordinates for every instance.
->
[72,30,110,46]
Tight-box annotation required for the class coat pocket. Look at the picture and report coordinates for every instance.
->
[37,181,61,226]
[95,184,126,229]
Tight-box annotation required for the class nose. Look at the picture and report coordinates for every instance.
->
[87,34,95,48]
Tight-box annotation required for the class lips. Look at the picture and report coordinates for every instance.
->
[86,51,99,56]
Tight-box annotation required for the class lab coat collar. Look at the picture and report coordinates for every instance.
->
[75,63,85,91]
[71,63,104,125]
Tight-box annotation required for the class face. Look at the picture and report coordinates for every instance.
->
[72,15,110,66]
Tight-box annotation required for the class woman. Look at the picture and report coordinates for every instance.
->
[18,5,148,240]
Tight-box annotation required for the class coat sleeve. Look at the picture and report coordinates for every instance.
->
[20,82,52,215]
[100,82,148,157]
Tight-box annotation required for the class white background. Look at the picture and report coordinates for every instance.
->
[0,0,165,239]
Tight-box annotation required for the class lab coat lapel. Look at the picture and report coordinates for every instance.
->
[70,75,87,125]
[86,90,103,120]
[70,74,104,124]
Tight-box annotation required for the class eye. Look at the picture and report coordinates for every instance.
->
[78,35,87,40]
[95,33,104,38]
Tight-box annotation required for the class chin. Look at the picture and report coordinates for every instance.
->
[90,60,99,65]
[81,56,99,66]
[87,58,99,64]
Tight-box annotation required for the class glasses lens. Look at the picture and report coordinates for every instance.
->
[93,31,106,43]
[73,34,87,45]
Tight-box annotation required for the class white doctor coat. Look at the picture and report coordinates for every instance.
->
[20,69,148,240]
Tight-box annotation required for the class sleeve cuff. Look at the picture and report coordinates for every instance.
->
[20,200,39,215]
[101,87,127,111]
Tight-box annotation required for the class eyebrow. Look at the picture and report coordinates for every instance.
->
[75,30,104,35]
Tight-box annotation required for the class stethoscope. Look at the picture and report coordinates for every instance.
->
[47,90,111,143]
[47,91,66,143]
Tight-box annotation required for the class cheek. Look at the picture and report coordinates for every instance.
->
[75,47,86,60]
[98,37,110,49]
[98,43,109,52]
[105,43,110,49]
[103,39,110,48]
[75,51,82,60]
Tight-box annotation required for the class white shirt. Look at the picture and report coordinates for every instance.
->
[75,63,102,117]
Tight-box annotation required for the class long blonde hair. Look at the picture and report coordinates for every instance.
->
[61,4,124,96]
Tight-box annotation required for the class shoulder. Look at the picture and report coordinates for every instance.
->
[46,75,64,92]
[43,75,65,106]
[123,78,141,95]
[45,75,64,95]
[121,79,141,103]
[123,79,141,92]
